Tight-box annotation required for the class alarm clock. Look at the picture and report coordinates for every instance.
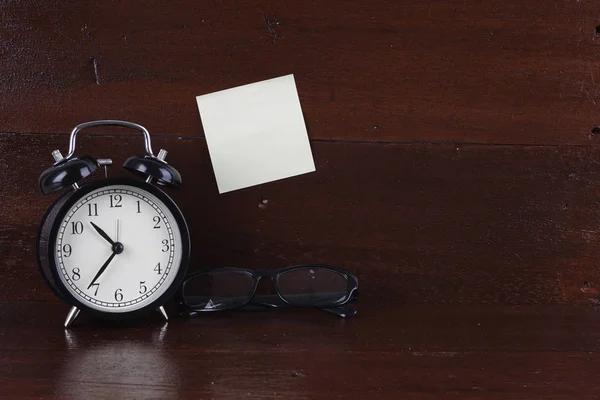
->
[36,120,190,328]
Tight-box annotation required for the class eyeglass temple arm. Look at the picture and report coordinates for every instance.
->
[251,302,355,318]
[251,295,356,318]
[321,306,356,318]
[251,295,284,308]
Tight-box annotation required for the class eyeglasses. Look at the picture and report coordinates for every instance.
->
[179,265,359,318]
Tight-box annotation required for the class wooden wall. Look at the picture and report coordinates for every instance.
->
[2,0,600,305]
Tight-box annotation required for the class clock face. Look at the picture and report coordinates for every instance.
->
[53,184,184,313]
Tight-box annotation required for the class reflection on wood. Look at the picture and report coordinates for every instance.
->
[1,303,600,399]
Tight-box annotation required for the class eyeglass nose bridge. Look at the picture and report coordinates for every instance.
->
[253,269,279,280]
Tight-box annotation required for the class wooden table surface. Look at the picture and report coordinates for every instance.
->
[1,302,600,399]
[3,1,600,398]
[3,0,600,307]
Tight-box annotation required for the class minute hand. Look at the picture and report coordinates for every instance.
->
[90,222,115,246]
[87,251,117,289]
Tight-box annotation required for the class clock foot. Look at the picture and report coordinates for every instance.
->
[158,306,168,321]
[64,306,80,328]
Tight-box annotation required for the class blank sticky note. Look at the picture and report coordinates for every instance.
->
[196,74,316,194]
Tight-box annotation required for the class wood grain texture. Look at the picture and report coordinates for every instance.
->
[0,0,599,144]
[2,302,600,399]
[3,133,600,305]
[5,3,600,398]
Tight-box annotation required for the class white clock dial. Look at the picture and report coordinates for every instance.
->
[54,185,183,312]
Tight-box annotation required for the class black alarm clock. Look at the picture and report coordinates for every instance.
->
[37,120,190,328]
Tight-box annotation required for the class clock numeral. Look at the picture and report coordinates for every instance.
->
[109,195,122,208]
[71,267,80,281]
[161,239,169,253]
[154,262,162,275]
[139,281,147,294]
[87,203,98,216]
[114,288,123,302]
[136,200,141,213]
[90,283,100,296]
[62,244,72,257]
[70,221,84,235]
[153,216,161,229]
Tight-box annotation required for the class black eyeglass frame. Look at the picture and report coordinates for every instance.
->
[178,264,359,318]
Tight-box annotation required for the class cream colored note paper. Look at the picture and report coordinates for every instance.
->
[196,74,315,193]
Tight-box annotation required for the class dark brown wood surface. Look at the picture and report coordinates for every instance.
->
[4,133,600,304]
[2,302,600,399]
[3,1,600,398]
[1,0,599,144]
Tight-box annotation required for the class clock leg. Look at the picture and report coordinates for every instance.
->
[158,306,168,321]
[64,306,81,328]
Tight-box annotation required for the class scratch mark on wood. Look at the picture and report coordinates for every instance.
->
[581,62,599,105]
[91,56,100,85]
[580,280,592,292]
[581,84,597,106]
[263,14,281,43]
[556,273,567,302]
[80,24,90,39]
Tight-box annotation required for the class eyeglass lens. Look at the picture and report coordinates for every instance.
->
[183,270,254,310]
[277,267,349,306]
[183,267,350,310]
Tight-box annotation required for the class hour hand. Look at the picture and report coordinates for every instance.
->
[90,221,115,246]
